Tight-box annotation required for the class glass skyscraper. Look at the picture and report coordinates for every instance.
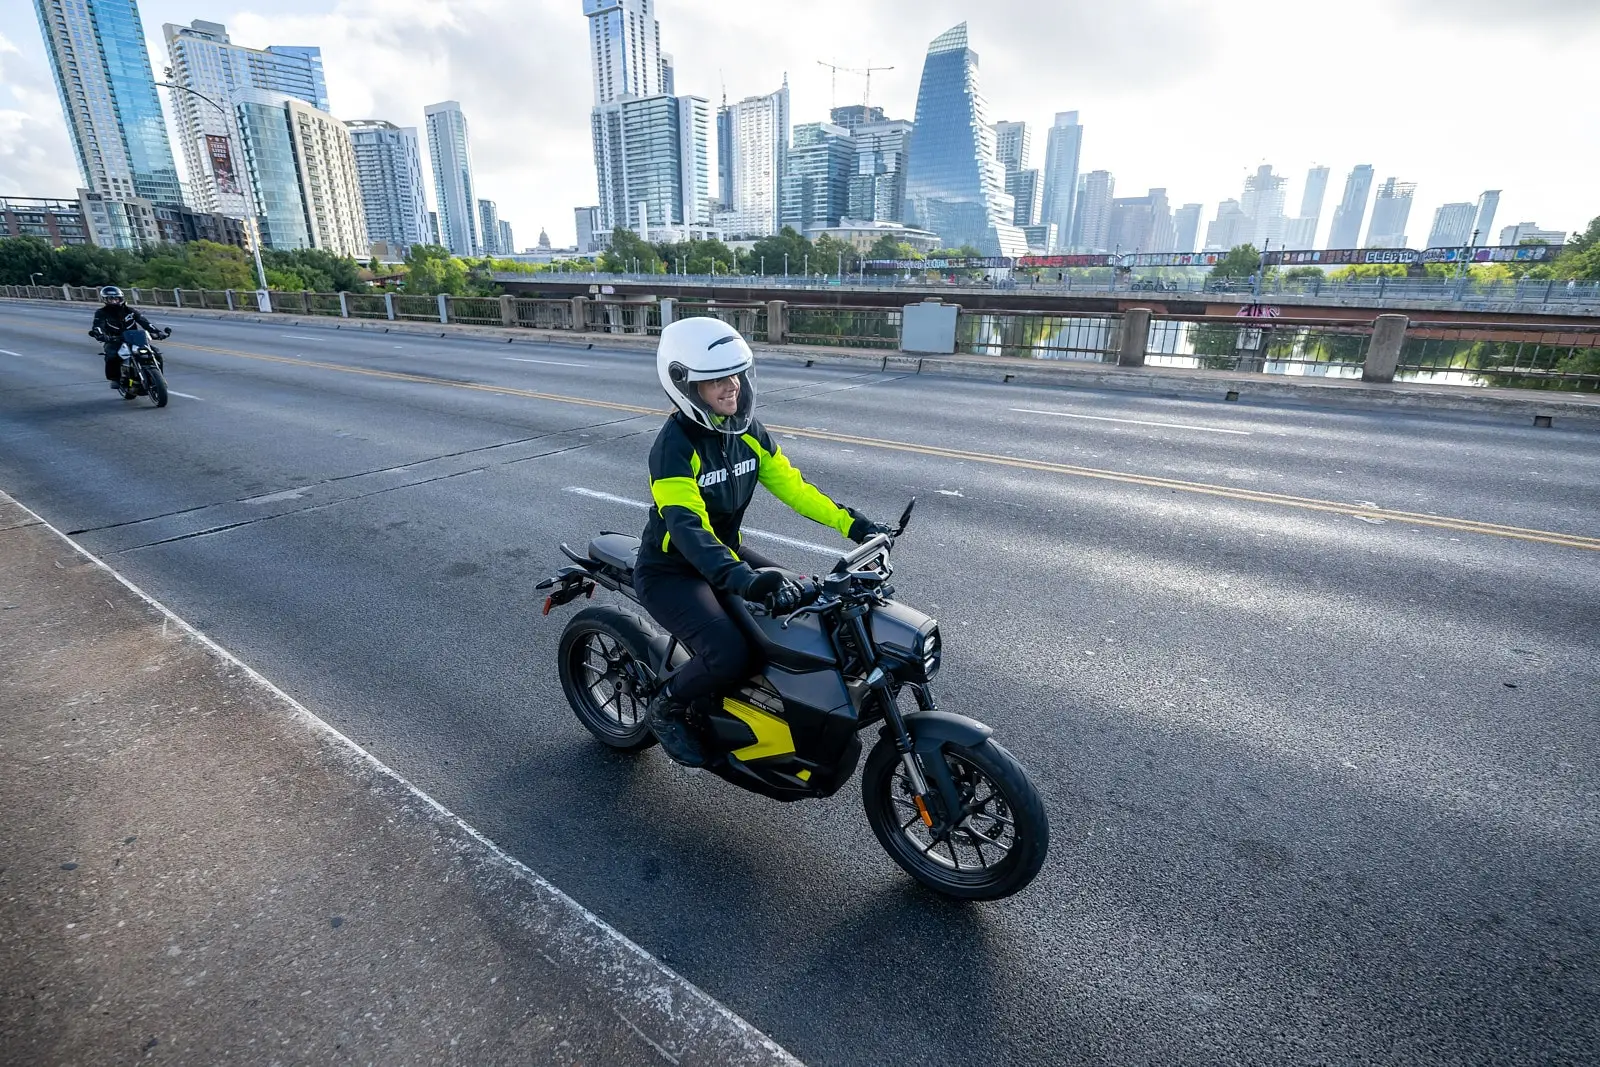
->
[1041,112,1082,252]
[1327,164,1374,250]
[163,21,328,217]
[901,24,1026,256]
[35,0,183,205]
[234,91,311,250]
[425,101,480,257]
[780,122,854,233]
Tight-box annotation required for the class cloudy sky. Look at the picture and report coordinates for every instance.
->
[2,0,1597,250]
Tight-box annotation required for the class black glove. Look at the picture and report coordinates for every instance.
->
[89,328,103,340]
[158,327,172,339]
[743,569,788,605]
[846,508,893,545]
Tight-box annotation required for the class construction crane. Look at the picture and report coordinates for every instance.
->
[816,58,895,112]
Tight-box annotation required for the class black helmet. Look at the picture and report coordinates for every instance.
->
[100,286,124,304]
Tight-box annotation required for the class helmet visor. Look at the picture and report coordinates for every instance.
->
[673,366,756,435]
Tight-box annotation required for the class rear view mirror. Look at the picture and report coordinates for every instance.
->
[894,497,916,537]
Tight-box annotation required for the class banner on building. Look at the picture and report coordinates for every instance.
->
[1263,248,1420,266]
[1017,254,1118,269]
[206,135,240,195]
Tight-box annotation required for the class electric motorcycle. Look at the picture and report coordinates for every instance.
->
[538,501,1050,900]
[95,326,171,407]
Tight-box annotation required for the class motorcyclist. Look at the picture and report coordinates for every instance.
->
[635,317,893,766]
[89,286,168,385]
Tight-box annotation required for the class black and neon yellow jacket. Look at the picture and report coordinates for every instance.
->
[638,412,856,591]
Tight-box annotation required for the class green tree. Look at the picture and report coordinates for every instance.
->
[866,235,920,262]
[1207,244,1262,281]
[599,228,663,273]
[748,227,813,276]
[813,234,862,275]
[1283,266,1324,282]
[0,236,56,285]
[403,254,468,295]
[260,248,363,292]
[52,243,137,287]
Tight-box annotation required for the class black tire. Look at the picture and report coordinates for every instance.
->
[862,736,1049,901]
[144,365,168,407]
[557,605,659,751]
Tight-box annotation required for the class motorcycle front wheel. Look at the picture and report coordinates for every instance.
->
[556,605,658,752]
[143,364,168,407]
[862,736,1049,901]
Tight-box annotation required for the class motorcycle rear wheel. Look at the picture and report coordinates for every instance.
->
[862,736,1049,901]
[557,605,658,752]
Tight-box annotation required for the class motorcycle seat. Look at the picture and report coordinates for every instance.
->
[588,533,640,575]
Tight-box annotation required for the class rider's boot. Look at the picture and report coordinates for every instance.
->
[647,686,708,767]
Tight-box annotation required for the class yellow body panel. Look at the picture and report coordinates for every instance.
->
[722,696,796,761]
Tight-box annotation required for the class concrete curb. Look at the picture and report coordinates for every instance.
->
[5,296,1597,424]
[0,488,804,1066]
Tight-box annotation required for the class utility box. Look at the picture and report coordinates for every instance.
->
[901,299,958,354]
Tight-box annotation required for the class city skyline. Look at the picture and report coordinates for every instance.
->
[2,0,1596,251]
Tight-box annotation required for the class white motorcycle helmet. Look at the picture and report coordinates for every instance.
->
[656,317,757,435]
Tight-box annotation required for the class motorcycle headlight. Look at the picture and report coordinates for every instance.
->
[917,627,941,679]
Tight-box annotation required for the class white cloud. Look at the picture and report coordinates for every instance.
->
[2,0,1596,248]
[0,30,82,198]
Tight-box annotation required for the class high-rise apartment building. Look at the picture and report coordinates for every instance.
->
[427,211,440,246]
[594,95,710,236]
[848,118,913,224]
[498,219,515,255]
[1327,164,1374,249]
[346,120,430,253]
[1006,170,1042,228]
[425,101,479,256]
[1283,164,1329,248]
[164,21,327,216]
[901,24,1025,256]
[1240,165,1288,250]
[478,199,500,254]
[1106,188,1173,254]
[1473,191,1500,246]
[574,205,602,252]
[1499,222,1566,246]
[1365,177,1416,247]
[584,0,662,104]
[36,0,183,206]
[1426,202,1477,248]
[716,81,789,237]
[1041,112,1082,252]
[781,122,854,233]
[1204,199,1250,251]
[232,89,367,256]
[585,0,708,236]
[1173,203,1202,254]
[1070,170,1115,252]
[993,121,1030,173]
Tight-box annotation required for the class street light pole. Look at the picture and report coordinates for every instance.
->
[154,80,269,294]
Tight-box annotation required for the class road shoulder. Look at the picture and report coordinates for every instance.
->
[0,491,800,1066]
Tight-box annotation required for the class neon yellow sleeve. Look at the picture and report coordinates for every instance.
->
[742,431,854,537]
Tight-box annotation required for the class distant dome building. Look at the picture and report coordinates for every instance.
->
[537,227,552,250]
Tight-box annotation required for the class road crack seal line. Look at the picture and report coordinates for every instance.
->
[130,336,1600,554]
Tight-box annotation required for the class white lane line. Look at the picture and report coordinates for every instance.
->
[563,487,838,557]
[168,391,202,400]
[507,357,593,368]
[0,348,23,357]
[0,490,800,1066]
[1010,407,1253,435]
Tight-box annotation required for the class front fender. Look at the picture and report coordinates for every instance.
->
[888,709,993,753]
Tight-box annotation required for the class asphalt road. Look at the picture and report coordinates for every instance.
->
[3,301,1597,1066]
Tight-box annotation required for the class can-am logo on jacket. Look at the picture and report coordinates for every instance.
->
[699,458,757,488]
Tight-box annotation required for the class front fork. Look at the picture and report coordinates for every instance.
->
[853,612,961,835]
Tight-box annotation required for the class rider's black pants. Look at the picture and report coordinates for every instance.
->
[634,545,781,705]
[102,340,121,381]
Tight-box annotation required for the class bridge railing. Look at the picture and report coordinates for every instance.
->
[3,285,1596,391]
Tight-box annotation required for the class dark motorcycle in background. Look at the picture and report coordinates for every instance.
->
[96,326,172,407]
[538,500,1051,901]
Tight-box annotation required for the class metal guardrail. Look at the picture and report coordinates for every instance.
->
[3,285,1596,390]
